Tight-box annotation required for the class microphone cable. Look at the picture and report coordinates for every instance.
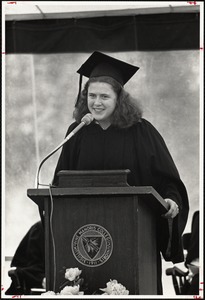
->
[48,183,56,292]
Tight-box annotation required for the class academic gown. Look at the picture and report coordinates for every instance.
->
[53,118,189,294]
[5,221,45,295]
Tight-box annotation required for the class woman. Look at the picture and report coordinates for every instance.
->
[52,51,189,294]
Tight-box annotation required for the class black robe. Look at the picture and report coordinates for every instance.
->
[5,221,45,295]
[53,118,189,292]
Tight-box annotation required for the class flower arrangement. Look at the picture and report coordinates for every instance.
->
[41,267,129,296]
[100,279,129,295]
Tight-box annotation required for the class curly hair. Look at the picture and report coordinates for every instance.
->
[73,76,143,128]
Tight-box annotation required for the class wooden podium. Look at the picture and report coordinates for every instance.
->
[27,170,168,295]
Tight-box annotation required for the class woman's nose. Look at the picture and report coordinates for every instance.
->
[94,96,102,105]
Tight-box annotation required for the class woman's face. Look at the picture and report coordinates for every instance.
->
[87,81,117,128]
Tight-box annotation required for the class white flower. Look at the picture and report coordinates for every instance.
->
[60,285,84,295]
[65,267,82,281]
[41,290,56,296]
[100,279,129,295]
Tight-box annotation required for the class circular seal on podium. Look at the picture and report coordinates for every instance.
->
[71,224,113,267]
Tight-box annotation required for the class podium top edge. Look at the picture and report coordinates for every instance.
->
[57,169,131,175]
[27,186,169,212]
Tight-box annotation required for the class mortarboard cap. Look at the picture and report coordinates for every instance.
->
[77,51,139,86]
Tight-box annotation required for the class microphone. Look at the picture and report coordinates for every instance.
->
[63,113,93,142]
[35,113,93,188]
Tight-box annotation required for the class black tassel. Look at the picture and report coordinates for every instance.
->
[75,74,83,107]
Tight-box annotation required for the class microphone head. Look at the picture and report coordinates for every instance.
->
[81,113,94,125]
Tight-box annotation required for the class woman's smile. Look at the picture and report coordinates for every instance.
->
[93,107,104,112]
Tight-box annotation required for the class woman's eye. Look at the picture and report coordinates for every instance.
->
[102,95,109,99]
[88,94,96,99]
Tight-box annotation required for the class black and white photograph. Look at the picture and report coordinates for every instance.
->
[1,1,204,298]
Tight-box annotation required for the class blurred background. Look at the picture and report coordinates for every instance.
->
[2,2,203,297]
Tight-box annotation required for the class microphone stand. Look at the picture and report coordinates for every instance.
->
[35,121,85,189]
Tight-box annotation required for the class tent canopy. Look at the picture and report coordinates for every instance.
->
[4,3,200,53]
[5,2,200,20]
